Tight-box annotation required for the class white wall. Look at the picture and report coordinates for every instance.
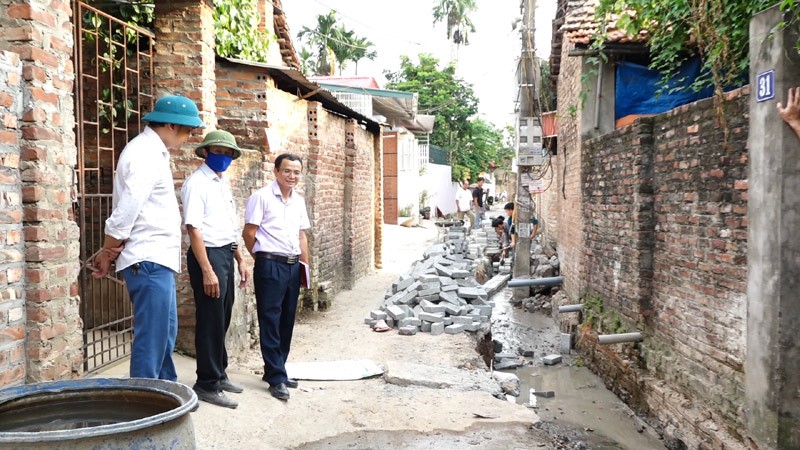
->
[396,131,420,224]
[423,164,457,216]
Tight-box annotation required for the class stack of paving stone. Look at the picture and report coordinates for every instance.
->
[365,224,494,336]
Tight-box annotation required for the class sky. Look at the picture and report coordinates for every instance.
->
[281,0,557,128]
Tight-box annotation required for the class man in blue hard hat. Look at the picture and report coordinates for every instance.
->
[93,94,204,381]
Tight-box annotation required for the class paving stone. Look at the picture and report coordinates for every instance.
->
[385,318,395,328]
[439,277,457,286]
[364,318,377,326]
[370,310,388,320]
[387,292,405,305]
[543,354,562,365]
[394,276,414,292]
[399,317,422,327]
[418,294,441,303]
[417,288,439,297]
[531,390,555,398]
[419,282,441,292]
[386,306,406,321]
[443,317,453,325]
[473,305,493,317]
[494,359,523,370]
[451,316,472,325]
[434,264,455,277]
[418,312,445,323]
[451,269,471,279]
[420,321,432,332]
[430,322,445,335]
[399,305,414,317]
[420,300,447,314]
[443,303,461,316]
[438,291,460,304]
[441,284,459,293]
[397,290,418,305]
[398,326,419,335]
[405,281,422,292]
[418,274,440,284]
[495,352,518,361]
[463,322,481,332]
[458,287,484,299]
[444,323,465,334]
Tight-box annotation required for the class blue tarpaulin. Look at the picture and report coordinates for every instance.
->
[615,58,715,120]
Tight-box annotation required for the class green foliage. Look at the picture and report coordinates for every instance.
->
[581,293,604,330]
[593,0,800,95]
[537,58,558,112]
[385,54,511,181]
[297,11,376,76]
[432,0,477,45]
[213,0,273,62]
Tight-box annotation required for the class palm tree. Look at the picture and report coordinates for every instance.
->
[297,11,377,76]
[432,0,477,46]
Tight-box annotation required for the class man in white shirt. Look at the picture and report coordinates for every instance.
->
[182,130,249,409]
[455,180,474,226]
[92,94,203,381]
[243,153,310,401]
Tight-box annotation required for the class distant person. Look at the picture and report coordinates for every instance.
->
[243,154,310,402]
[778,86,800,139]
[92,94,204,381]
[455,181,474,226]
[182,130,249,409]
[503,202,516,258]
[472,177,485,229]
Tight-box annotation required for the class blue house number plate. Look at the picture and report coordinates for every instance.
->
[756,70,775,102]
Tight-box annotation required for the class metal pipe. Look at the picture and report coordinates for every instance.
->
[558,304,583,313]
[597,332,644,345]
[507,276,564,287]
[594,59,603,130]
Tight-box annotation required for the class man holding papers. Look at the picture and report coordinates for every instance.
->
[243,153,311,401]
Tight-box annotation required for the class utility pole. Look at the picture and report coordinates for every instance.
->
[513,0,539,300]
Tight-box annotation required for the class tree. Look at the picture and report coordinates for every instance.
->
[297,11,377,76]
[213,0,273,62]
[432,0,477,45]
[385,54,510,181]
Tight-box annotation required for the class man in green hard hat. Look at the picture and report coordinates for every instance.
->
[93,94,204,382]
[182,130,249,409]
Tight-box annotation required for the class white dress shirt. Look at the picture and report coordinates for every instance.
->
[104,127,182,272]
[456,188,473,212]
[181,163,238,247]
[244,181,310,256]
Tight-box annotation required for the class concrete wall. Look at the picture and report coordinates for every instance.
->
[577,88,750,449]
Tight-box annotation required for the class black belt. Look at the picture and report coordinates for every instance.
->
[255,252,299,265]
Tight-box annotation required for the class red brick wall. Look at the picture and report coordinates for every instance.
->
[0,50,25,386]
[578,88,750,449]
[0,0,84,385]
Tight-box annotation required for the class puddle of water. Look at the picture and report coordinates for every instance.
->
[491,289,667,450]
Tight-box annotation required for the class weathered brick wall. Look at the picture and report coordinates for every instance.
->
[583,118,655,327]
[347,120,376,283]
[543,41,585,301]
[577,88,750,449]
[0,0,83,385]
[0,50,25,386]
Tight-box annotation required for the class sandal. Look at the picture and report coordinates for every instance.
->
[372,319,391,332]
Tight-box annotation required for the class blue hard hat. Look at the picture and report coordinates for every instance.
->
[143,94,205,128]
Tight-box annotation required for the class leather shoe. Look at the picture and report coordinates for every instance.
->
[194,387,238,409]
[262,374,299,389]
[220,379,244,394]
[268,383,290,401]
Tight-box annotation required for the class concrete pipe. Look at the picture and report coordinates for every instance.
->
[558,304,583,313]
[507,276,564,288]
[597,332,644,345]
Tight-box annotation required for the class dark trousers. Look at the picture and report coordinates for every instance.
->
[253,257,300,385]
[187,245,235,392]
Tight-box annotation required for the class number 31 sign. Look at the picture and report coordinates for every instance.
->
[757,70,775,102]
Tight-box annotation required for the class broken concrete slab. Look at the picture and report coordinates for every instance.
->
[384,361,501,397]
[494,359,524,370]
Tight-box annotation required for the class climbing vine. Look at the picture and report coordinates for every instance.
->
[213,0,273,62]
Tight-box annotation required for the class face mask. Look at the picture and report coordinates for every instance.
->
[205,152,233,172]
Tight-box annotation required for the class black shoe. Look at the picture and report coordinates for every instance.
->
[268,383,290,401]
[220,379,244,394]
[261,374,299,389]
[194,387,239,409]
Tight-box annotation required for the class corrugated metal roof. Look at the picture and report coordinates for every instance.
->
[309,76,380,88]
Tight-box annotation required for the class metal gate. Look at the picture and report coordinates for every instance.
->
[73,2,155,372]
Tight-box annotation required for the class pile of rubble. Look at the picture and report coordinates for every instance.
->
[365,221,507,336]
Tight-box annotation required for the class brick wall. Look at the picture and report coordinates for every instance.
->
[577,88,750,449]
[543,41,585,301]
[0,50,25,386]
[0,0,83,385]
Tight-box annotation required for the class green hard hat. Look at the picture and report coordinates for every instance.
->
[143,94,205,128]
[195,130,242,160]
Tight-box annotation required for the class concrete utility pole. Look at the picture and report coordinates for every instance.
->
[746,6,800,448]
[513,0,538,300]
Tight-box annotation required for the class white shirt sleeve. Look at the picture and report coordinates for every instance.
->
[181,174,206,230]
[244,191,265,226]
[104,154,159,240]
